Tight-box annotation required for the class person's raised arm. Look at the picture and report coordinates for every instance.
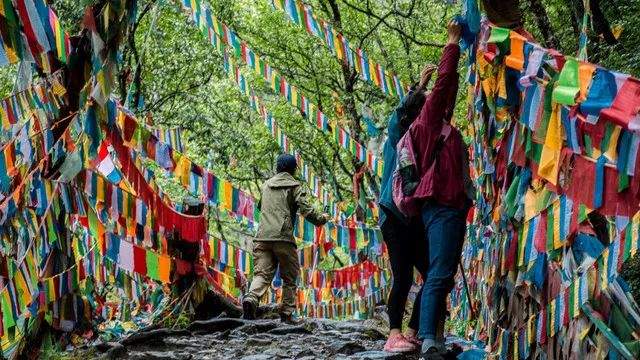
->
[294,186,330,226]
[417,20,462,127]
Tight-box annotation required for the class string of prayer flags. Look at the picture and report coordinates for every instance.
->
[108,125,209,245]
[177,0,385,179]
[270,0,408,99]
[0,2,181,354]
[116,107,259,225]
[0,70,67,140]
[81,184,174,285]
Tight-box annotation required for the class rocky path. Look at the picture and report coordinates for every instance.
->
[92,317,421,360]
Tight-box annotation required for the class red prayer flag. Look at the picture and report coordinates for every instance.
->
[133,245,147,276]
[600,78,640,129]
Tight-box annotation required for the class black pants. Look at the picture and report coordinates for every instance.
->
[381,208,427,330]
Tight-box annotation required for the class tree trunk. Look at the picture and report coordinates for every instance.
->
[590,0,617,45]
[323,0,380,203]
[564,0,581,37]
[527,0,560,49]
[482,0,523,29]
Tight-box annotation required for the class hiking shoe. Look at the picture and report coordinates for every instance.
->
[419,346,446,360]
[383,334,416,353]
[242,299,257,320]
[279,313,302,325]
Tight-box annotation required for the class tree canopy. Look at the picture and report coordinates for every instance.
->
[2,0,637,213]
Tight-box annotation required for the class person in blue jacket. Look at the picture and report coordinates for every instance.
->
[379,64,437,353]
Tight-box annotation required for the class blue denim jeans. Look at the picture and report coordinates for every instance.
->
[418,204,466,340]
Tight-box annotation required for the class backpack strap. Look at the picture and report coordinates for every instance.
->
[441,123,452,141]
[428,122,453,170]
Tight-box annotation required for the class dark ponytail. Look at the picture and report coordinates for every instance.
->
[398,84,427,136]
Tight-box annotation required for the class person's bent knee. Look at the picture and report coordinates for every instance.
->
[424,275,454,293]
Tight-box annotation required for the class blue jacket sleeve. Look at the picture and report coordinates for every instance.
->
[379,94,412,225]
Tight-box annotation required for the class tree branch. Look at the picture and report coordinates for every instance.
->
[340,0,444,48]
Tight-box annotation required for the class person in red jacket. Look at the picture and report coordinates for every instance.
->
[408,20,472,360]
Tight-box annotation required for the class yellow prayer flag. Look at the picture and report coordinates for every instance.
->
[552,200,562,250]
[173,154,191,187]
[604,126,621,162]
[291,86,298,107]
[333,30,344,60]
[4,44,18,64]
[223,181,233,210]
[14,270,31,307]
[538,105,563,185]
[96,176,105,203]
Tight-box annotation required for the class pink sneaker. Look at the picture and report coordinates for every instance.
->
[403,333,422,346]
[383,334,416,353]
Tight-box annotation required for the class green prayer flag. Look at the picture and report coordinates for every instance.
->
[146,251,159,281]
[619,173,630,192]
[601,123,614,155]
[487,26,510,44]
[578,204,589,223]
[546,210,554,252]
[88,207,99,241]
[535,80,557,141]
[569,282,576,318]
[71,266,79,291]
[504,173,520,217]
[46,215,58,244]
[584,135,593,158]
[624,225,633,262]
[552,58,580,105]
[1,291,16,329]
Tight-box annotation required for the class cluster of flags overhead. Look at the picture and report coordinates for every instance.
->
[0,2,186,354]
[114,91,391,321]
[116,108,260,226]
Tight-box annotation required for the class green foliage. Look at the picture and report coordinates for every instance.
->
[317,247,352,270]
[0,64,17,98]
[158,311,192,330]
[38,331,97,360]
[621,256,640,301]
[446,317,477,338]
